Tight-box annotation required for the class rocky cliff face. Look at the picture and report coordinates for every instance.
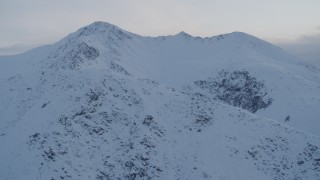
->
[195,70,272,113]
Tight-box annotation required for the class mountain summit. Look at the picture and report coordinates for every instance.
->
[1,22,320,180]
[75,21,135,39]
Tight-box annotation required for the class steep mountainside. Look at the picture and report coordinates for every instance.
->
[0,22,320,180]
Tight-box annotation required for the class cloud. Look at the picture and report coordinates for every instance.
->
[276,28,320,67]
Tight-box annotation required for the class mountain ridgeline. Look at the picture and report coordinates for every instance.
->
[0,22,320,180]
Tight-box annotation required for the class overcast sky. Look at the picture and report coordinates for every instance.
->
[0,0,319,66]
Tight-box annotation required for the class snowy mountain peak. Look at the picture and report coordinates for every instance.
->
[229,31,268,42]
[1,21,320,180]
[54,21,134,47]
[230,31,252,37]
[76,21,133,38]
[175,31,193,38]
[46,22,137,70]
[208,31,261,42]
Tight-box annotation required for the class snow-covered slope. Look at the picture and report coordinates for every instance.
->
[0,21,320,180]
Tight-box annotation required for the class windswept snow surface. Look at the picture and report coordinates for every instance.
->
[1,22,320,179]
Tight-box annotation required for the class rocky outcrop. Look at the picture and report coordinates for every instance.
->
[195,70,272,113]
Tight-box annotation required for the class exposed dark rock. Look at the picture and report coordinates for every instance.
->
[41,101,50,108]
[44,147,56,161]
[58,116,71,126]
[110,61,130,75]
[285,115,290,122]
[195,70,272,113]
[54,42,100,69]
[143,115,154,126]
[195,114,212,125]
[73,42,99,61]
[87,89,100,102]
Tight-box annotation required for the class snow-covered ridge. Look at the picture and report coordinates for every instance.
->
[61,21,136,42]
[57,21,276,50]
[0,21,320,180]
